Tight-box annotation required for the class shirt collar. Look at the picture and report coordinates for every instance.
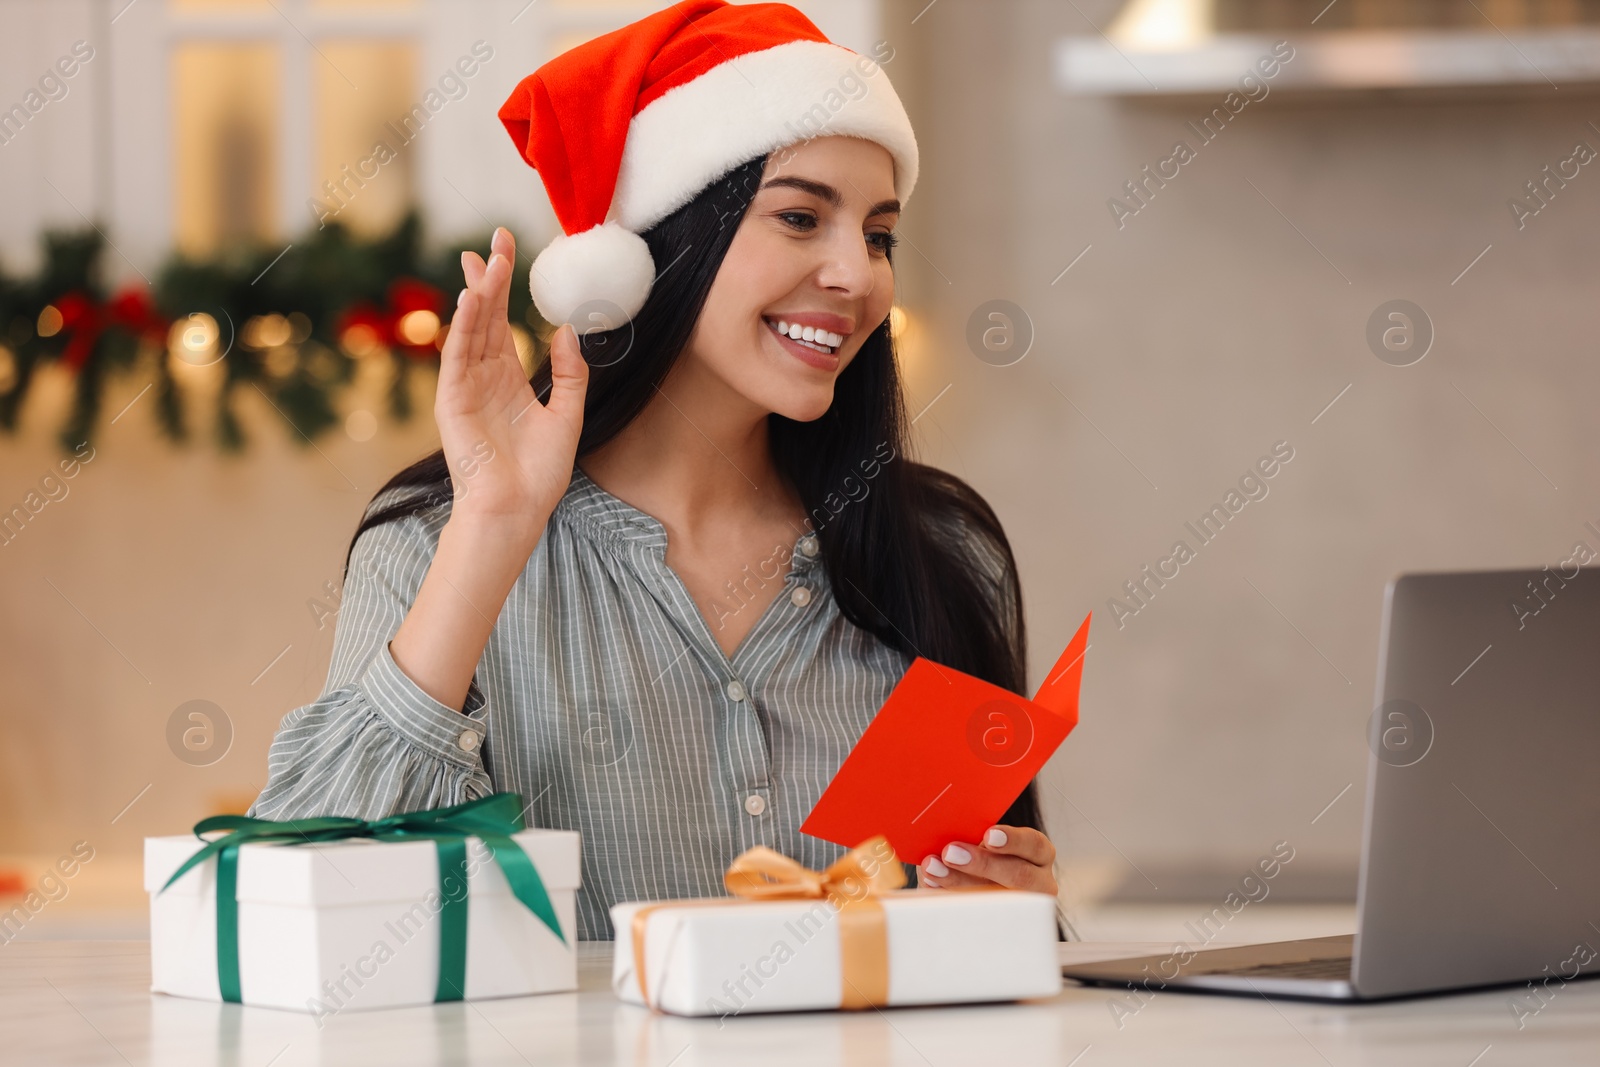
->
[555,463,822,572]
[556,462,669,551]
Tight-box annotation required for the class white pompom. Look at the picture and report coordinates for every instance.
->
[528,221,656,327]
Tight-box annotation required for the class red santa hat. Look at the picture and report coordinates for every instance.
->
[498,0,919,326]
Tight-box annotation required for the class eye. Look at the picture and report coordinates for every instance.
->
[866,230,899,255]
[777,210,817,231]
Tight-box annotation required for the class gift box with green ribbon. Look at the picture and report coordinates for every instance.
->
[144,793,581,1013]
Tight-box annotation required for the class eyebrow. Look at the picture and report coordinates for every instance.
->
[758,176,900,219]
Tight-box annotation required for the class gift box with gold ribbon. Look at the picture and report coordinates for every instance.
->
[144,794,580,1013]
[612,837,1061,1016]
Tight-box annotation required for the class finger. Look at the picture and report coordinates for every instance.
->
[479,251,513,365]
[919,859,992,890]
[440,287,480,375]
[980,825,1055,867]
[441,289,476,395]
[491,225,515,264]
[497,231,520,321]
[462,249,487,288]
[486,229,518,318]
[465,257,503,359]
[544,322,589,422]
[488,244,513,317]
[941,841,1054,894]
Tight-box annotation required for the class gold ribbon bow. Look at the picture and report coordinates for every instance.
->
[631,836,905,1011]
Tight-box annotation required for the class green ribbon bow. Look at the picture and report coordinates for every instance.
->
[158,792,565,1004]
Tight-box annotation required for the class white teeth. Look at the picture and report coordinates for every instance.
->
[766,318,839,354]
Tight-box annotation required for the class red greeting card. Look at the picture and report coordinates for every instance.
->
[801,612,1091,862]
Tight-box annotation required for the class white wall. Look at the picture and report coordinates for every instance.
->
[0,0,103,275]
[888,0,1600,896]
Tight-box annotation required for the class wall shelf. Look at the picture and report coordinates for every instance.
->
[1055,28,1600,96]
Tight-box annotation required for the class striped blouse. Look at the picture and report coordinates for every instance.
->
[250,462,918,940]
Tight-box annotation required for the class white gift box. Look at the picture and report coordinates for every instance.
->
[612,888,1061,1016]
[146,828,580,1013]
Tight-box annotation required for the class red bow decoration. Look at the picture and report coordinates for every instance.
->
[335,277,445,360]
[51,286,169,372]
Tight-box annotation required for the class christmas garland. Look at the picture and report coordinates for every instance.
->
[0,211,546,454]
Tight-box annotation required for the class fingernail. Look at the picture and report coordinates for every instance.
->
[985,827,1007,848]
[943,844,971,866]
[456,288,468,306]
[489,253,506,271]
[923,855,949,878]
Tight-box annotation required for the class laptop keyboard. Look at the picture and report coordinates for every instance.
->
[1218,956,1353,980]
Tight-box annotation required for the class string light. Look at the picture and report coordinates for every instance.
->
[36,306,63,338]
[341,323,383,358]
[396,309,441,347]
[242,314,292,349]
[345,408,378,442]
[265,346,298,378]
[168,313,220,365]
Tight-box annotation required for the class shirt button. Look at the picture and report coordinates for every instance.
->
[790,585,812,607]
[799,535,820,558]
[725,679,746,702]
[457,730,481,752]
[743,794,767,817]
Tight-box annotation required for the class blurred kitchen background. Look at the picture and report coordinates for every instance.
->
[3,0,1597,943]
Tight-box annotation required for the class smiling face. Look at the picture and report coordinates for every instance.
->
[678,135,900,423]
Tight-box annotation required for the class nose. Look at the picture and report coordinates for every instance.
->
[814,227,879,300]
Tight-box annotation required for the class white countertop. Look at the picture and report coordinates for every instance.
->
[5,939,1598,1066]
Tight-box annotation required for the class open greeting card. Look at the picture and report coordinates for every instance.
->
[802,612,1092,861]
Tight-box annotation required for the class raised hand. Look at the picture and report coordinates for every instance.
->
[436,227,588,548]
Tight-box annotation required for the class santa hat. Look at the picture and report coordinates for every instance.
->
[498,0,918,326]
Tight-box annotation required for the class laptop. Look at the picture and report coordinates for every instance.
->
[1061,567,1600,1001]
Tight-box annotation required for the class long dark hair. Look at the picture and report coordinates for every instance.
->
[345,156,1045,835]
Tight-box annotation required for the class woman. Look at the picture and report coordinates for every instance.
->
[252,0,1058,940]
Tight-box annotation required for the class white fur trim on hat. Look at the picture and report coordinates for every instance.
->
[528,221,655,326]
[612,40,919,233]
